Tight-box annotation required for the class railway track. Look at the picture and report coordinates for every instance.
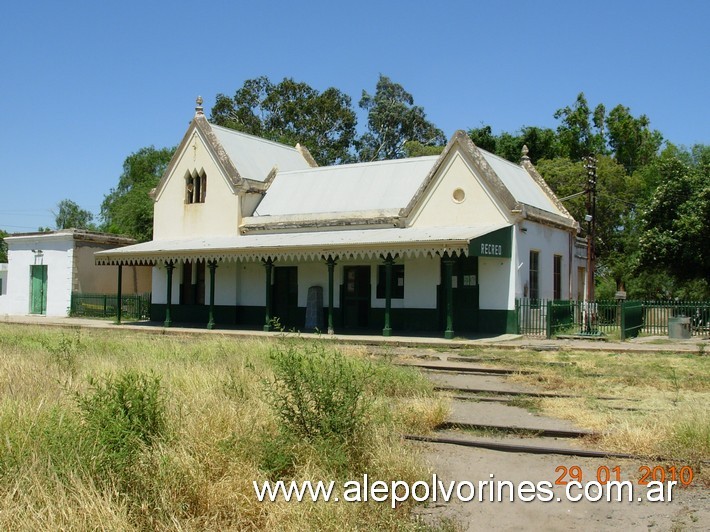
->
[400,358,641,460]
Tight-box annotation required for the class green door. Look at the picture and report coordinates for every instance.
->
[453,256,479,332]
[272,266,299,329]
[439,256,479,332]
[30,265,48,315]
[342,266,371,329]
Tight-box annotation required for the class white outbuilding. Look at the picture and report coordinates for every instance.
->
[0,229,149,317]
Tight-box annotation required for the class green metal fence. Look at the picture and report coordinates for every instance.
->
[641,301,710,336]
[517,298,710,338]
[70,292,151,320]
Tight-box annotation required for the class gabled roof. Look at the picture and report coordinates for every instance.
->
[479,150,562,215]
[152,110,313,200]
[211,124,314,182]
[242,130,577,232]
[254,156,439,217]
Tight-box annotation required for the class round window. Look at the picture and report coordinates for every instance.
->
[452,188,466,203]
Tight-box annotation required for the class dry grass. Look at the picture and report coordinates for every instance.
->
[470,347,710,482]
[0,324,448,530]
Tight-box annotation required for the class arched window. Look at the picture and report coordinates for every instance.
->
[185,170,207,204]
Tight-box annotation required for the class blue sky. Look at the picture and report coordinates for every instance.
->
[1,0,707,233]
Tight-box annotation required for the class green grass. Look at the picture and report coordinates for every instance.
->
[0,324,449,531]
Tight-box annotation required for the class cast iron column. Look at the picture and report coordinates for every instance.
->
[164,261,174,328]
[263,258,274,331]
[207,260,218,330]
[115,264,123,324]
[442,255,455,339]
[382,254,394,337]
[326,256,336,335]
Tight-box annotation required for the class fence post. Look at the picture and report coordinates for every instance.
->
[515,299,520,335]
[546,299,552,339]
[620,300,626,341]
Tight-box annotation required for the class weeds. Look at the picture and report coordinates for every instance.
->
[0,324,438,530]
[75,370,167,486]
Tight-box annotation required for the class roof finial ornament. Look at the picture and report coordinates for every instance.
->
[195,95,204,116]
[521,144,530,162]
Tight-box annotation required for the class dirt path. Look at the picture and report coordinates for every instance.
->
[415,443,709,531]
[397,351,710,531]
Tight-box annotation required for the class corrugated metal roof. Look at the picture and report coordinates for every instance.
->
[255,156,439,216]
[479,151,563,215]
[95,223,509,264]
[210,125,312,181]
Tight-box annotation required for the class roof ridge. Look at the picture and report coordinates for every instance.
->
[210,123,301,153]
[277,155,440,176]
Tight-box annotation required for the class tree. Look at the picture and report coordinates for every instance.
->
[54,199,95,230]
[358,75,446,161]
[211,76,357,165]
[0,229,8,263]
[467,125,498,153]
[467,125,559,163]
[606,104,663,174]
[100,146,175,242]
[554,92,606,161]
[537,156,636,285]
[637,150,710,282]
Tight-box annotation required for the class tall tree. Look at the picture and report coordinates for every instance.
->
[554,92,606,161]
[211,76,357,165]
[636,149,710,282]
[358,75,446,161]
[606,104,663,174]
[100,146,175,242]
[467,125,498,153]
[54,199,95,230]
[537,156,637,281]
[467,125,559,163]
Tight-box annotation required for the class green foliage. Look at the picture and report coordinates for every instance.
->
[469,125,560,163]
[0,229,7,263]
[76,370,167,478]
[637,151,710,282]
[358,75,445,161]
[606,104,663,174]
[554,92,607,160]
[211,76,357,165]
[53,199,95,230]
[42,330,83,380]
[266,342,371,442]
[100,146,175,241]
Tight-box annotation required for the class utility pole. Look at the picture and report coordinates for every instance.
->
[584,155,597,333]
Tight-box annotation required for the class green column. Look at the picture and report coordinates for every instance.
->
[115,264,123,324]
[164,261,174,328]
[207,260,218,330]
[326,256,337,335]
[382,254,394,337]
[442,255,455,339]
[263,258,274,332]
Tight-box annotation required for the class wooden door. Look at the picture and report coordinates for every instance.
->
[273,266,299,329]
[342,266,371,329]
[30,265,48,315]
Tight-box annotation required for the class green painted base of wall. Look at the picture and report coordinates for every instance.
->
[150,304,516,335]
[478,309,518,334]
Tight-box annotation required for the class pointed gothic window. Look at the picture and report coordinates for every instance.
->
[185,170,207,204]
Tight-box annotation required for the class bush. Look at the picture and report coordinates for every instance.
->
[76,370,167,480]
[263,342,373,478]
[267,342,371,442]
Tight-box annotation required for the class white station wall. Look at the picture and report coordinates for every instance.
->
[514,222,573,300]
